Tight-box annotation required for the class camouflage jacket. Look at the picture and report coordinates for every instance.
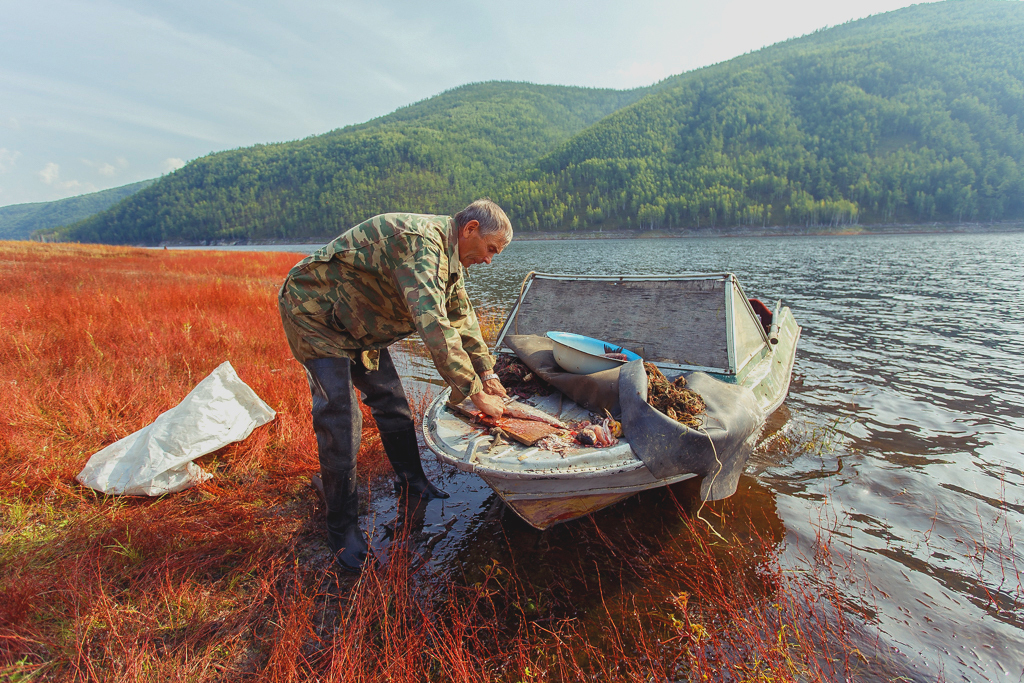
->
[278,213,494,402]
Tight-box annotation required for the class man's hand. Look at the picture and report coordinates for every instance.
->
[482,377,507,398]
[471,391,505,418]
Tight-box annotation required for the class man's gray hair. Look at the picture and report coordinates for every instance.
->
[455,199,513,243]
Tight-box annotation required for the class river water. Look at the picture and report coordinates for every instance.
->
[215,232,1024,680]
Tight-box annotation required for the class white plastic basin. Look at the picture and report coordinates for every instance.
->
[546,331,642,374]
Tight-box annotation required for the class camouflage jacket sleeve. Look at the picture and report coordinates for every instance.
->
[446,275,495,376]
[391,233,486,403]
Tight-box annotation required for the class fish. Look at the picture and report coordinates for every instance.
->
[502,398,568,428]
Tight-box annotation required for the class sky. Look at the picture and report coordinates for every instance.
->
[0,0,941,206]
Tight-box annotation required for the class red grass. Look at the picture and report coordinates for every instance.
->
[0,242,864,682]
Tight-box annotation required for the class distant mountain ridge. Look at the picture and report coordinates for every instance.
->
[51,0,1024,244]
[51,83,649,244]
[1,179,154,240]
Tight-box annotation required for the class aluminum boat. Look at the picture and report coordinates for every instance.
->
[422,272,801,530]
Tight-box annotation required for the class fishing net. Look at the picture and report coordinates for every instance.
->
[644,362,706,429]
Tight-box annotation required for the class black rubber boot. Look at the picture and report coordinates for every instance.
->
[306,357,372,574]
[320,467,369,573]
[379,428,449,500]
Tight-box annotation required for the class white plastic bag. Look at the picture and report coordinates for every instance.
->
[76,361,276,496]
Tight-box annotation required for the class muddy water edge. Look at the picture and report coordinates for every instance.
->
[246,232,1024,681]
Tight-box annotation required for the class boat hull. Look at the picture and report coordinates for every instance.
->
[480,467,697,530]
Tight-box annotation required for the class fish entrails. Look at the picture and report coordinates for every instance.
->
[494,355,553,399]
[575,416,618,447]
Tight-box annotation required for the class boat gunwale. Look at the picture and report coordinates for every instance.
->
[484,471,700,500]
[762,313,802,416]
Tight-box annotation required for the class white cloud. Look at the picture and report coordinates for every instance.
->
[82,156,130,177]
[0,148,20,172]
[36,161,90,195]
[162,157,185,173]
[39,162,60,184]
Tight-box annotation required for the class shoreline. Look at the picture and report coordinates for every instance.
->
[149,221,1024,248]
[503,221,1024,242]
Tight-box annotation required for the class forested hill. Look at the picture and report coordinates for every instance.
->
[54,0,1024,244]
[498,0,1024,231]
[52,83,647,243]
[1,179,154,240]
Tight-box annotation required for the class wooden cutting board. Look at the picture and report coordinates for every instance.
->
[449,400,563,446]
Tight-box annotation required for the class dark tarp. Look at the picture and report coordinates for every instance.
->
[618,360,762,501]
[502,336,763,501]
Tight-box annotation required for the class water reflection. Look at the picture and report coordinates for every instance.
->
[370,466,787,621]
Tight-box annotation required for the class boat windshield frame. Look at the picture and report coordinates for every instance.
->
[492,272,772,377]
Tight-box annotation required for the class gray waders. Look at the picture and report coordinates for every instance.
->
[305,349,448,573]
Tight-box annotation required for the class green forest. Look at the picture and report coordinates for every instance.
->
[501,1,1024,231]
[49,84,648,243]
[49,0,1024,243]
[1,179,153,240]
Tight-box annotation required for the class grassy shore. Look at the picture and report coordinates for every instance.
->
[1,242,863,681]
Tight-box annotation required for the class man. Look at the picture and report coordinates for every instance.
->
[278,199,511,573]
